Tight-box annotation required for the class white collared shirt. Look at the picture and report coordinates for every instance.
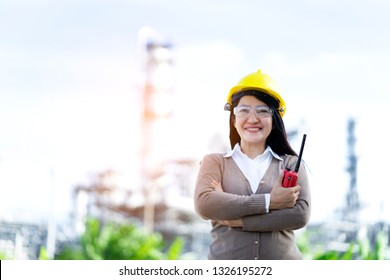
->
[224,143,283,212]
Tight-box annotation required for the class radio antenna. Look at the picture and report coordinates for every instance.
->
[294,134,307,172]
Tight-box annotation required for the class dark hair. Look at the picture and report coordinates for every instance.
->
[229,92,297,156]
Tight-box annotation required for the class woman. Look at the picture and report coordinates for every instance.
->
[194,69,311,260]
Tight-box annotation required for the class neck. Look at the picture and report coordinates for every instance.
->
[240,142,266,159]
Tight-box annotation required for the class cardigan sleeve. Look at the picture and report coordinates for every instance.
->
[241,163,311,232]
[194,153,268,220]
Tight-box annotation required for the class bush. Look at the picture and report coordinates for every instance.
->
[55,218,184,260]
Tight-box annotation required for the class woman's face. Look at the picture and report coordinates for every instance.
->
[234,95,273,147]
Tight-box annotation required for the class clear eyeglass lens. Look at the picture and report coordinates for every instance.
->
[234,105,272,118]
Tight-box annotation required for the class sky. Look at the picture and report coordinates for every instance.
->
[1,0,390,226]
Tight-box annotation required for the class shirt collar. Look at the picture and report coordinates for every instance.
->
[224,143,283,161]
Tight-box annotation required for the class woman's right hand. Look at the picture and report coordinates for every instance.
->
[269,169,301,210]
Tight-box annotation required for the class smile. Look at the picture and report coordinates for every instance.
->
[245,127,262,132]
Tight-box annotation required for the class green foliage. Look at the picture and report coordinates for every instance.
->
[0,251,9,260]
[38,247,49,260]
[55,218,184,260]
[313,243,355,260]
[166,237,185,260]
[358,231,388,260]
[297,230,389,260]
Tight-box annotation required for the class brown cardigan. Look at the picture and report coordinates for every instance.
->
[194,153,311,260]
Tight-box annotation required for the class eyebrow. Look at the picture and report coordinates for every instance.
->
[237,104,268,107]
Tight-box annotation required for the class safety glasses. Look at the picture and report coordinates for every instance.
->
[233,105,273,118]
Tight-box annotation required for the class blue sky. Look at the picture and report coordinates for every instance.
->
[1,0,390,224]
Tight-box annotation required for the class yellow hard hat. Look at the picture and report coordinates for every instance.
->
[225,69,286,117]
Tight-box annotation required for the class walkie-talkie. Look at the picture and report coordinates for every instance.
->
[282,134,307,188]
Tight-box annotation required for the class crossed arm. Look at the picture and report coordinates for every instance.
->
[210,171,304,229]
[194,154,311,232]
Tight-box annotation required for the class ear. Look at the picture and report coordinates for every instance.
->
[230,112,236,128]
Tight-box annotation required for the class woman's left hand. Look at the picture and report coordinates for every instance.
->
[211,180,224,192]
[223,219,243,227]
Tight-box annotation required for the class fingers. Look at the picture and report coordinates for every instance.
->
[291,184,302,193]
[291,185,301,204]
[211,179,223,192]
[210,179,219,188]
[222,219,243,228]
[270,182,302,210]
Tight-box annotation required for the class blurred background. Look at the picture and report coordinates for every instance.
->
[0,0,389,260]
